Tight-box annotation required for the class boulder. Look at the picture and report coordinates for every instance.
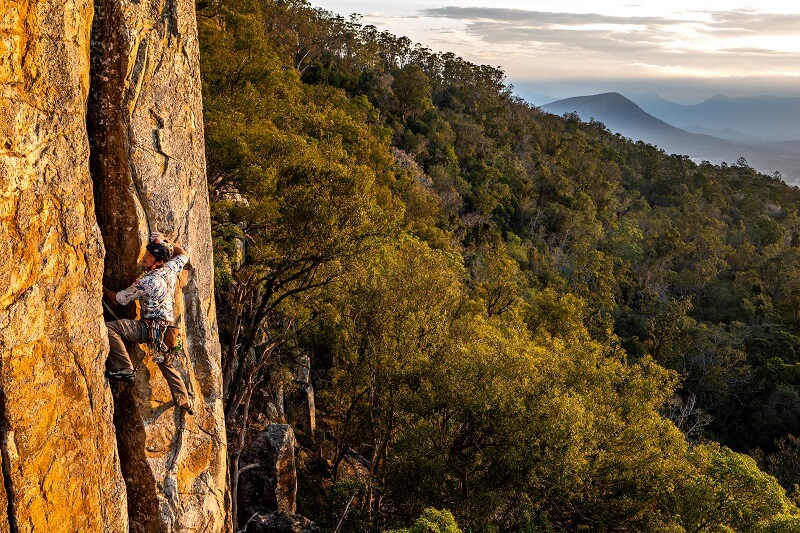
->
[0,0,127,530]
[239,424,298,521]
[242,511,319,533]
[286,354,316,435]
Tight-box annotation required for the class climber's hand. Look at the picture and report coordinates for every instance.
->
[149,232,166,244]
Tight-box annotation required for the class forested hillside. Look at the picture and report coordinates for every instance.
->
[197,0,800,530]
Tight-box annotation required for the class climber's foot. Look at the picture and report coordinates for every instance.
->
[105,368,135,383]
[181,404,194,416]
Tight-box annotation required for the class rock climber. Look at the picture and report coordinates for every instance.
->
[102,232,193,415]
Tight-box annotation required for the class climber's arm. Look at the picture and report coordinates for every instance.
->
[103,286,117,303]
[170,242,188,261]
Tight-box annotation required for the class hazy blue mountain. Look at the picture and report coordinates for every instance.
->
[542,93,800,183]
[628,93,800,142]
[543,92,685,139]
[770,140,800,152]
[680,124,762,143]
[512,85,558,106]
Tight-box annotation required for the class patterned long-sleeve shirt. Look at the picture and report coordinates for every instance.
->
[115,254,188,322]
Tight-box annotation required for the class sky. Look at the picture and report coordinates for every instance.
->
[309,0,800,104]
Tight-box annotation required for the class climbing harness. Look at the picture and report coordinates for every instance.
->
[146,319,184,365]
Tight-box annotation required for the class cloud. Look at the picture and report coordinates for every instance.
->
[461,22,670,52]
[418,6,799,57]
[420,7,677,27]
[411,5,800,84]
[703,10,800,35]
[416,7,681,56]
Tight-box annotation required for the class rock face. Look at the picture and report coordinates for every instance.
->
[88,0,229,531]
[1,0,228,531]
[239,425,298,523]
[0,0,128,531]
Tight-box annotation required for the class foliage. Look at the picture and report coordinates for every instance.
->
[198,0,800,530]
[386,508,463,533]
[668,443,800,532]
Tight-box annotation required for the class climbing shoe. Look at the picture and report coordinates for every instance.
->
[180,403,194,416]
[105,368,135,383]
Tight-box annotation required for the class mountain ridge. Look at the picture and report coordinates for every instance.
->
[628,93,800,142]
[543,92,800,182]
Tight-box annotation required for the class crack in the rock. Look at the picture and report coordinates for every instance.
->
[0,390,20,533]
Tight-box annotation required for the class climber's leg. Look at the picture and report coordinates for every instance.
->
[158,360,191,413]
[105,319,145,380]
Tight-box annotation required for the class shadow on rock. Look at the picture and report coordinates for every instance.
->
[111,380,164,533]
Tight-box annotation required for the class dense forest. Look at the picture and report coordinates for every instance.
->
[197,0,800,531]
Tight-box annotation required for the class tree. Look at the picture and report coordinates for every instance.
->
[391,64,433,119]
[318,236,464,519]
[199,3,399,529]
[197,2,800,529]
[386,508,462,533]
[670,443,800,532]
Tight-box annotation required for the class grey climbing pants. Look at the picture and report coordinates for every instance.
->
[106,319,190,409]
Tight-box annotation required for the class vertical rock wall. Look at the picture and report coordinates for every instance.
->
[0,1,128,531]
[88,0,230,531]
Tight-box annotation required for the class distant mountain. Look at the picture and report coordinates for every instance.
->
[513,82,559,106]
[680,125,762,144]
[628,93,800,142]
[542,93,800,182]
[543,92,685,140]
[512,85,559,106]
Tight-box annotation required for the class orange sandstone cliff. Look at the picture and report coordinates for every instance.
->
[0,0,229,531]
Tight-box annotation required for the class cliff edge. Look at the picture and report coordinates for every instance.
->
[0,0,229,531]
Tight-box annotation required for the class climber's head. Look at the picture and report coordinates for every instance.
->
[142,241,173,270]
